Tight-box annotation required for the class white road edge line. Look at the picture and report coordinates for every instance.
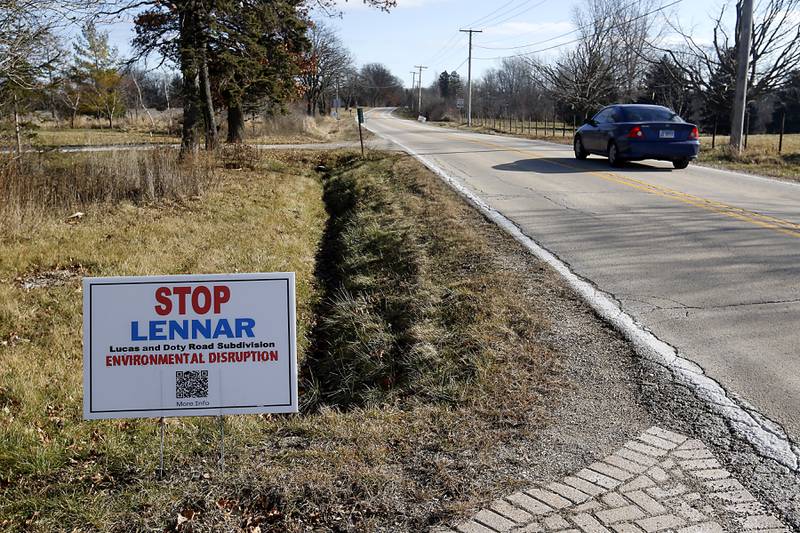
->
[365,109,800,472]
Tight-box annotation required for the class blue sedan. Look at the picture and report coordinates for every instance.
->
[573,104,700,169]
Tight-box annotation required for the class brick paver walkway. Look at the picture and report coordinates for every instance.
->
[437,427,790,533]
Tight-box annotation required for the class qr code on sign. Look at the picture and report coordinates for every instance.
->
[176,370,208,399]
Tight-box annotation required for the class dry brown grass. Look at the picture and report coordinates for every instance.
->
[0,150,326,532]
[6,108,364,149]
[0,149,216,233]
[248,112,367,145]
[697,134,800,181]
[0,150,564,532]
[31,129,179,147]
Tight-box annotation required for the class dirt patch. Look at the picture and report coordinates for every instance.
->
[15,265,85,290]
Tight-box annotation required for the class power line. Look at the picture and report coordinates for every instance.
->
[423,0,547,74]
[428,0,532,64]
[475,0,676,51]
[425,32,463,65]
[463,0,523,29]
[474,0,686,61]
[478,0,548,31]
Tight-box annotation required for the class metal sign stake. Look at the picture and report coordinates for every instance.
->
[158,416,165,479]
[357,107,365,158]
[219,415,225,471]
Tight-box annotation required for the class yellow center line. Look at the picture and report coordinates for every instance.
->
[443,133,800,239]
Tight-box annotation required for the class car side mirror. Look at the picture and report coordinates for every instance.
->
[583,118,596,126]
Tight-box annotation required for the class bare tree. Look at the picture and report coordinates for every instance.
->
[662,0,800,130]
[542,2,619,118]
[357,63,403,107]
[540,0,660,117]
[300,23,353,116]
[1,1,62,152]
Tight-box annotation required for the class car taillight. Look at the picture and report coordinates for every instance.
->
[689,126,699,140]
[627,126,644,139]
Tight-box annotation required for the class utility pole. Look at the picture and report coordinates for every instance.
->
[410,71,417,111]
[414,65,428,115]
[460,29,482,127]
[730,0,754,152]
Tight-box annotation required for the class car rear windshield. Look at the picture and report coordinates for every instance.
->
[622,107,684,122]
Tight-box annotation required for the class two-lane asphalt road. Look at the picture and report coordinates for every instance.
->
[366,108,800,443]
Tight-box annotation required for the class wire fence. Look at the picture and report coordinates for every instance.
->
[462,109,792,154]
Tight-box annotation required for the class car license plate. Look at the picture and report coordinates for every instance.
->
[659,129,675,139]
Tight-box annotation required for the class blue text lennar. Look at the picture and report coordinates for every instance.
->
[131,318,256,341]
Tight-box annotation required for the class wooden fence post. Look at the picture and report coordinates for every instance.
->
[744,111,750,150]
[712,119,717,150]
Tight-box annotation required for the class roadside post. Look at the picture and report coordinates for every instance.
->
[83,273,298,477]
[712,118,718,149]
[357,107,365,157]
[744,111,750,149]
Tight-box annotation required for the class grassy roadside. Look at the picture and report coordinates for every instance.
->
[428,119,800,181]
[0,148,567,531]
[0,151,327,531]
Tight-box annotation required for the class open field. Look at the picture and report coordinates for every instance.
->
[429,119,800,181]
[31,128,179,147]
[248,111,369,145]
[0,148,571,531]
[4,111,367,149]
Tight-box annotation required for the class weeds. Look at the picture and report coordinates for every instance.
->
[304,153,485,408]
[0,149,216,229]
[1,150,564,532]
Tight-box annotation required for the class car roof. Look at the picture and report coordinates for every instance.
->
[604,104,671,109]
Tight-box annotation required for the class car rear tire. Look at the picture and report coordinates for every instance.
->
[673,158,690,169]
[608,142,624,167]
[574,136,588,160]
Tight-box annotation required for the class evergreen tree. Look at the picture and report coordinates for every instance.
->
[437,71,450,99]
[213,1,309,142]
[699,48,736,134]
[73,22,125,128]
[448,72,463,98]
[640,55,691,115]
[131,0,394,153]
[773,70,800,134]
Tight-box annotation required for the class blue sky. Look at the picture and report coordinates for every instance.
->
[104,0,732,88]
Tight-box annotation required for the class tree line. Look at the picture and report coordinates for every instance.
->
[1,0,402,155]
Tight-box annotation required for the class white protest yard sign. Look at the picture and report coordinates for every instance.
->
[83,273,297,420]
